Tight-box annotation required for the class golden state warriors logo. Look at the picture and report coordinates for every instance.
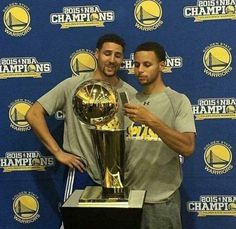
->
[13,192,40,223]
[70,49,97,77]
[134,0,163,31]
[9,99,32,131]
[204,141,233,175]
[203,43,232,77]
[3,3,31,37]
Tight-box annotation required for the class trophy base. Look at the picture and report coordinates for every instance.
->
[102,186,129,199]
[61,188,146,229]
[79,186,129,203]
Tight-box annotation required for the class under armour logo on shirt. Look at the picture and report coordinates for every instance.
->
[143,101,150,105]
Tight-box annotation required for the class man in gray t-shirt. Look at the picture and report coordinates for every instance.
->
[124,42,196,229]
[25,34,136,203]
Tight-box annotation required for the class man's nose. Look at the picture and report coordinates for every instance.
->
[109,54,115,63]
[137,65,144,73]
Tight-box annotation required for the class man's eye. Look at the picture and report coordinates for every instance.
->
[134,63,139,67]
[115,54,122,58]
[104,51,111,56]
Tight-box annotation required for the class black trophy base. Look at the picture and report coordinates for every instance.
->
[61,186,146,229]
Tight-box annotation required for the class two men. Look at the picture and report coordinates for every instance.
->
[124,42,196,229]
[27,35,195,228]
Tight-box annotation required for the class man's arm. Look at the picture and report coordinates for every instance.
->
[26,102,86,172]
[124,103,195,157]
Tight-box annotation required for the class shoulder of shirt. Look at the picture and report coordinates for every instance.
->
[58,73,93,86]
[165,87,187,99]
[119,79,137,93]
[164,87,192,111]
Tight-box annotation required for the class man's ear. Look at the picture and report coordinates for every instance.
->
[95,48,99,59]
[160,61,166,71]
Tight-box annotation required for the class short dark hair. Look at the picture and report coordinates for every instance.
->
[134,42,166,62]
[96,33,126,51]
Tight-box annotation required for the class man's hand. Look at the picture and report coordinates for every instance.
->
[124,103,195,157]
[124,103,155,125]
[55,149,86,172]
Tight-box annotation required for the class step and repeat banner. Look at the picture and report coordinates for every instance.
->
[1,0,236,228]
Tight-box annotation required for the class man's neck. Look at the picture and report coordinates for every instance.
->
[143,79,166,95]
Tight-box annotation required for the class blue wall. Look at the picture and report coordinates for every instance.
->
[1,0,236,228]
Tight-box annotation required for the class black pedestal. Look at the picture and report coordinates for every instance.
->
[60,187,146,229]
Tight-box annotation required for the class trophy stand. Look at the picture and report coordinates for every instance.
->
[61,188,146,229]
[61,80,146,228]
[60,127,147,229]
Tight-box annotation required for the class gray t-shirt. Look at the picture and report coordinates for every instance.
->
[125,87,196,203]
[38,73,136,184]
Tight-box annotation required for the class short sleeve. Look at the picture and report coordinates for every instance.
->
[37,79,69,116]
[175,95,196,133]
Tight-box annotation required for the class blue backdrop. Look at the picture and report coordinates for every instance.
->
[1,0,236,228]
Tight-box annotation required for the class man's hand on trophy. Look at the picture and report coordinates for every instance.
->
[55,150,86,172]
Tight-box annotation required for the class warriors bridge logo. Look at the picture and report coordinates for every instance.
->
[50,5,114,28]
[134,0,163,31]
[3,3,31,37]
[204,141,233,175]
[8,99,32,131]
[203,43,232,77]
[183,0,236,22]
[0,57,51,79]
[192,98,236,120]
[70,49,97,77]
[13,192,40,223]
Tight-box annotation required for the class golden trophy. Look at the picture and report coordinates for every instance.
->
[60,80,145,228]
[72,79,127,201]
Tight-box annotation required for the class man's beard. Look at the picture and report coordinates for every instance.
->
[103,65,117,77]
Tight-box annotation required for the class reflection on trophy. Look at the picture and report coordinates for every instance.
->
[72,79,118,128]
[73,79,127,200]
